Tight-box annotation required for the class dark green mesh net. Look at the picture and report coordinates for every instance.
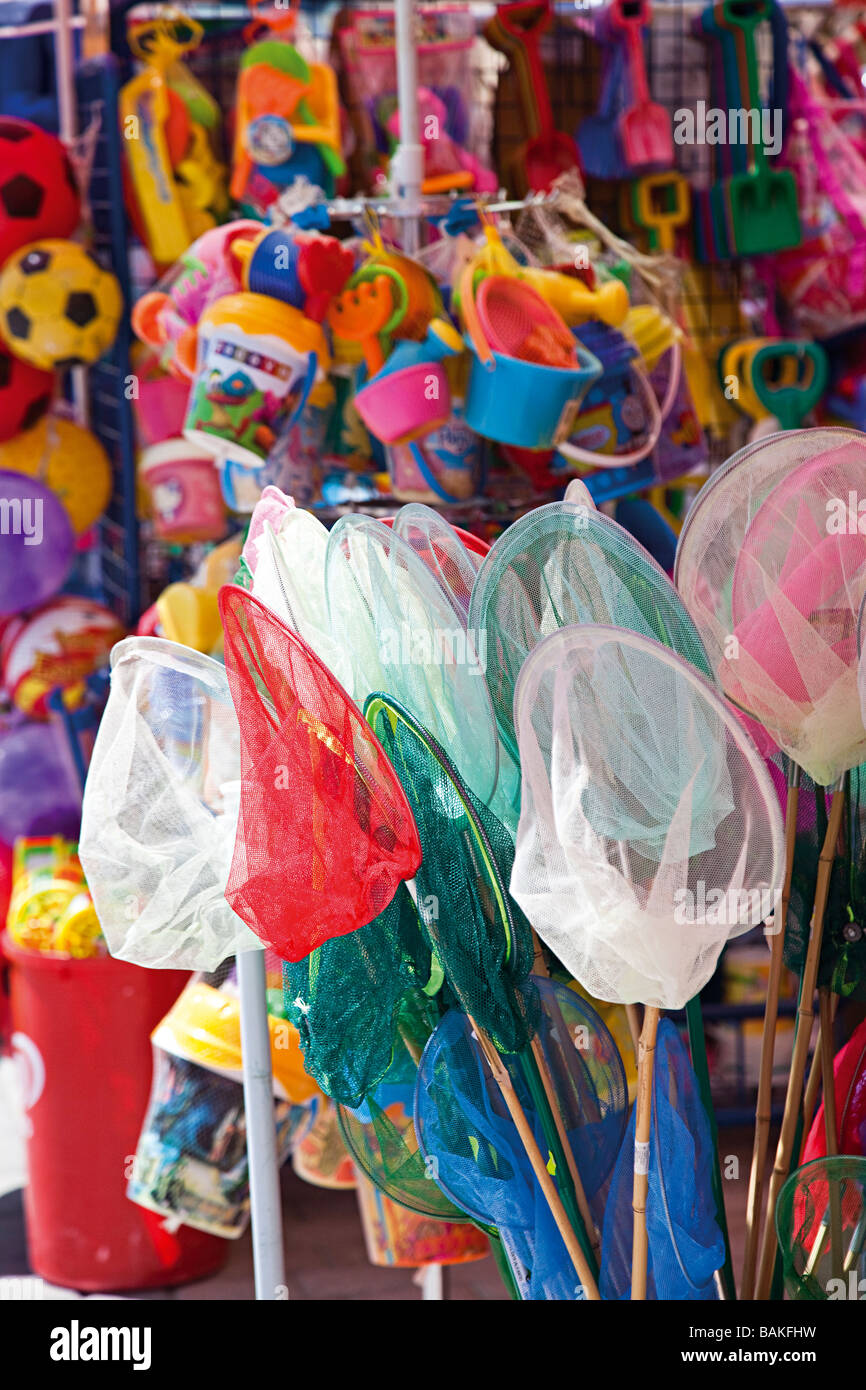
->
[337,994,470,1222]
[365,694,540,1055]
[282,885,432,1107]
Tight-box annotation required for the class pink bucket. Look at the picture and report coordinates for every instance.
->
[139,439,227,543]
[134,374,191,448]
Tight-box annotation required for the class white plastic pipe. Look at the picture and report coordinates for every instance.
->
[237,947,287,1299]
[393,0,423,254]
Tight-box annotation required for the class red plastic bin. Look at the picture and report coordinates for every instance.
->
[3,935,227,1292]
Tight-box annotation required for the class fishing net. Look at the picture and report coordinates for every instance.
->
[511,625,785,1010]
[281,885,432,1108]
[530,976,628,1224]
[326,513,501,809]
[79,636,259,971]
[675,427,866,786]
[365,693,539,1054]
[776,1155,866,1300]
[600,1019,725,1300]
[467,500,715,764]
[248,502,354,695]
[336,993,468,1221]
[392,503,483,624]
[219,585,422,962]
[415,1006,576,1300]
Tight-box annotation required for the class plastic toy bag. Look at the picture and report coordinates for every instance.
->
[335,5,491,193]
[771,68,866,337]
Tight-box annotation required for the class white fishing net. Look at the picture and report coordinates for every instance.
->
[79,636,259,970]
[249,504,354,696]
[675,427,866,786]
[392,503,482,623]
[511,625,785,1010]
[325,513,501,809]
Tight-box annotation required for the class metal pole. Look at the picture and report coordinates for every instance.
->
[237,947,287,1299]
[393,0,423,254]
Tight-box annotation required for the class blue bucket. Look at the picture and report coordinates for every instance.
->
[463,338,603,448]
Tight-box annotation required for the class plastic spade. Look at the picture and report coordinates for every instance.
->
[749,341,829,429]
[718,0,800,255]
[631,172,691,252]
[577,40,628,180]
[494,1,581,191]
[610,0,674,172]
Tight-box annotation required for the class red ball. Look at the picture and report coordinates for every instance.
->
[0,341,52,441]
[0,118,81,269]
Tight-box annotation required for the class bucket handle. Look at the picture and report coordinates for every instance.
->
[459,256,496,370]
[283,351,318,432]
[407,441,469,504]
[555,342,680,470]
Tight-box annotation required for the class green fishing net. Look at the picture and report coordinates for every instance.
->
[467,501,715,762]
[365,693,540,1055]
[336,992,470,1223]
[776,1155,866,1300]
[282,884,432,1108]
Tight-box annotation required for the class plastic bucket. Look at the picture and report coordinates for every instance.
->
[134,373,191,447]
[139,439,227,543]
[463,339,602,448]
[183,294,325,468]
[354,1168,490,1268]
[4,936,226,1291]
[355,362,451,445]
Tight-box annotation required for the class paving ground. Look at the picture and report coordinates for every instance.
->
[0,1056,763,1300]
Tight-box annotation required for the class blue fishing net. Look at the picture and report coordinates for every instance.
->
[600,1019,725,1300]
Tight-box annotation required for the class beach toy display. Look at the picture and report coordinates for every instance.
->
[183,292,329,471]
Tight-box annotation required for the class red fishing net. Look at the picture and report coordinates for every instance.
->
[219,584,422,962]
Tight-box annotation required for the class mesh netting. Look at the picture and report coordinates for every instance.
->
[776,1156,866,1300]
[336,995,468,1221]
[281,886,431,1108]
[79,636,259,971]
[600,1019,725,1301]
[365,694,540,1055]
[531,977,628,1228]
[392,504,483,624]
[326,514,500,810]
[675,427,866,786]
[249,503,354,696]
[467,501,714,764]
[219,585,422,962]
[414,1006,576,1301]
[511,625,785,1009]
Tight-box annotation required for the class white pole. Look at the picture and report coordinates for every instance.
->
[237,948,287,1299]
[393,0,423,254]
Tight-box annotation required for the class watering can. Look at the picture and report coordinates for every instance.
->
[353,319,465,446]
